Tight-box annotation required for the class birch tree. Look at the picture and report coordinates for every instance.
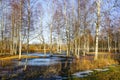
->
[0,0,4,55]
[48,0,55,55]
[18,0,23,60]
[94,0,101,60]
[26,0,30,56]
[63,0,70,57]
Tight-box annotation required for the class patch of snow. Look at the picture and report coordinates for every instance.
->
[94,69,103,71]
[101,68,109,71]
[73,70,93,78]
[94,68,109,72]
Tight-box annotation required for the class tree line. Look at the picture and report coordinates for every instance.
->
[0,0,120,60]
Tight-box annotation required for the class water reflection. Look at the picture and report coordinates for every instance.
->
[19,54,74,79]
[22,57,74,79]
[28,53,51,57]
[0,54,75,80]
[19,54,73,66]
[60,58,73,80]
[20,58,60,66]
[24,58,28,71]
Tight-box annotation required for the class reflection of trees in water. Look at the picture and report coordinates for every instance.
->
[60,58,73,79]
[23,58,28,71]
[22,58,73,79]
[22,64,62,79]
[0,58,74,79]
[43,64,61,78]
[41,58,73,79]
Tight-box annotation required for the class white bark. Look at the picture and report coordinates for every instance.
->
[19,0,23,60]
[94,0,100,60]
[19,31,22,60]
[64,0,70,57]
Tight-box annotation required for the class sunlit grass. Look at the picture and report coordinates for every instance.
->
[70,58,118,73]
[0,55,39,60]
[0,55,39,67]
[73,65,120,80]
[0,60,14,67]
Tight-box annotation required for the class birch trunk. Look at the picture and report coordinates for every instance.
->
[50,24,53,55]
[19,0,23,60]
[94,0,100,60]
[108,36,111,52]
[27,0,30,56]
[64,0,70,57]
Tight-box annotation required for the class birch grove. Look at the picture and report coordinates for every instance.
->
[0,0,119,60]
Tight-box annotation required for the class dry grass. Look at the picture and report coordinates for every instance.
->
[0,55,39,61]
[0,60,14,67]
[88,52,111,55]
[73,65,120,80]
[0,55,39,67]
[70,58,118,73]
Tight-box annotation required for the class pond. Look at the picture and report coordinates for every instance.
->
[19,53,73,66]
[0,53,77,80]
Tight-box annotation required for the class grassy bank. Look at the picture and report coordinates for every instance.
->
[73,65,120,80]
[70,58,118,73]
[0,55,39,61]
[0,55,40,67]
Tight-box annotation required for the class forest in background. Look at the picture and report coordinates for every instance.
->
[0,0,120,60]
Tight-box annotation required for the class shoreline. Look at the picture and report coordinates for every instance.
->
[0,55,40,61]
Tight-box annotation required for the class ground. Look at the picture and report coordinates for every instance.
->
[73,65,120,80]
[0,55,40,60]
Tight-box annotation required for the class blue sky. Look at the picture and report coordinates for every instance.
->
[0,0,119,44]
[27,0,120,44]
